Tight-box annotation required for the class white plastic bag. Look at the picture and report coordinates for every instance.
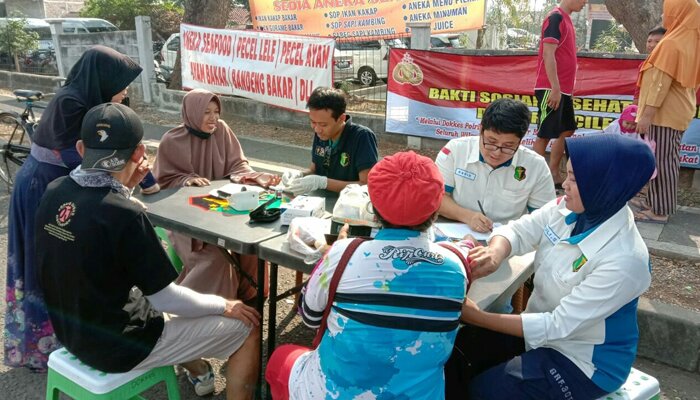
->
[287,217,332,263]
[331,184,380,227]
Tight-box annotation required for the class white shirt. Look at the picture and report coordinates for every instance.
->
[492,198,651,392]
[435,136,555,223]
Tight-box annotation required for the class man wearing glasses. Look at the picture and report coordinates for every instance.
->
[283,87,379,195]
[436,99,556,233]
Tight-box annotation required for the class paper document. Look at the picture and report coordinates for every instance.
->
[434,222,502,242]
[208,183,264,199]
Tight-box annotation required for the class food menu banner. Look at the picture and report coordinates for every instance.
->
[386,49,700,168]
[180,23,334,112]
[249,0,486,37]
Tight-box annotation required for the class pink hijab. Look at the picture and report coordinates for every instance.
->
[154,89,267,188]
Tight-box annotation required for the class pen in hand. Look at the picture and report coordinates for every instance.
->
[477,200,487,217]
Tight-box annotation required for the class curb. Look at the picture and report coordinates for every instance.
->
[637,297,700,374]
[645,239,700,262]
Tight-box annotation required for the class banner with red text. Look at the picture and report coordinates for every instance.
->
[249,0,486,38]
[180,23,334,112]
[386,49,700,168]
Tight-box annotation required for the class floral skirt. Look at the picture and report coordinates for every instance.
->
[4,156,68,371]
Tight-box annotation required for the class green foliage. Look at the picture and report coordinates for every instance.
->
[593,23,634,53]
[81,0,156,29]
[0,16,39,71]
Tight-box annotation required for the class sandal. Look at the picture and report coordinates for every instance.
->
[634,210,668,224]
[628,197,649,211]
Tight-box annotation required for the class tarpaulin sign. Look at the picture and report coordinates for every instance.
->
[180,23,334,112]
[249,0,486,38]
[386,49,700,168]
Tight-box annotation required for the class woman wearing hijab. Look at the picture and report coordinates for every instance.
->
[4,46,143,372]
[635,0,700,223]
[153,89,280,302]
[444,134,656,399]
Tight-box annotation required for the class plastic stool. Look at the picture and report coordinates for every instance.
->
[45,348,180,400]
[597,368,660,400]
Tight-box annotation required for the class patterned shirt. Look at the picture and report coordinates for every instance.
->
[292,229,469,399]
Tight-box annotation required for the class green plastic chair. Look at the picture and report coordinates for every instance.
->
[45,348,180,400]
[154,226,184,273]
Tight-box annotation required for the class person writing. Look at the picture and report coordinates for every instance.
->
[436,98,555,233]
[445,134,655,399]
[283,87,379,195]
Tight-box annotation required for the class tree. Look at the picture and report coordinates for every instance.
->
[0,17,39,72]
[168,0,232,89]
[593,23,634,53]
[604,0,662,53]
[81,0,156,30]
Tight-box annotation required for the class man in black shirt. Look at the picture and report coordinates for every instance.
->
[284,87,379,195]
[36,103,260,399]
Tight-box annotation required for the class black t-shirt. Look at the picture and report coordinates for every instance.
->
[36,177,177,372]
[312,116,379,182]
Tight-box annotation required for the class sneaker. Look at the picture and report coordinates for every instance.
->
[186,360,215,396]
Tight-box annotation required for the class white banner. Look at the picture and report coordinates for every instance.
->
[180,23,335,112]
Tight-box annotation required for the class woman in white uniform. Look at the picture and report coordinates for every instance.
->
[445,134,656,400]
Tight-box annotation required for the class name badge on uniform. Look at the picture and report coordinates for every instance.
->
[544,225,560,244]
[456,169,477,181]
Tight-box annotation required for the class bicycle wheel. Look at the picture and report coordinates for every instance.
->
[0,112,29,191]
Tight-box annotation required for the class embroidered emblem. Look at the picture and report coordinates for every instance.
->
[340,152,349,167]
[97,129,109,142]
[315,146,326,157]
[572,254,587,272]
[456,168,477,181]
[514,166,526,181]
[56,202,76,227]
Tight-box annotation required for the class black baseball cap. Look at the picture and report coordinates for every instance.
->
[80,102,143,172]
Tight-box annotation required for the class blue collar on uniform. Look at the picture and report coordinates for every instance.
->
[478,152,513,169]
[374,228,422,240]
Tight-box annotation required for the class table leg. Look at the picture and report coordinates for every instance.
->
[268,263,279,360]
[256,258,266,400]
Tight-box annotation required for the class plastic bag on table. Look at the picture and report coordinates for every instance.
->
[331,184,380,227]
[287,217,332,264]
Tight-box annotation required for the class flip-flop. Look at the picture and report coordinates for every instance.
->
[634,210,668,224]
[628,197,648,210]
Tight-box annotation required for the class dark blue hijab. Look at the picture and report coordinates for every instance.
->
[566,134,655,236]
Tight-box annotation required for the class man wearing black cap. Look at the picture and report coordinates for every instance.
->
[35,103,260,399]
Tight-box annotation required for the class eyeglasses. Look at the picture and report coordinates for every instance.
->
[481,136,519,155]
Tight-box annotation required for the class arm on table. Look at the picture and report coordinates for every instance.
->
[439,194,493,233]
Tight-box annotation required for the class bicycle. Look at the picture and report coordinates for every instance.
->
[0,89,52,191]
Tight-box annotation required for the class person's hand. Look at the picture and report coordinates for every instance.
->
[222,300,260,326]
[125,157,150,189]
[547,87,562,110]
[467,212,493,233]
[185,177,211,187]
[262,173,282,188]
[460,298,481,324]
[282,170,305,186]
[286,175,328,195]
[468,245,505,279]
[636,113,652,135]
[338,223,350,240]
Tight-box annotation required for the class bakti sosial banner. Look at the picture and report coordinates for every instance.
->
[249,0,486,37]
[386,49,700,169]
[180,23,334,112]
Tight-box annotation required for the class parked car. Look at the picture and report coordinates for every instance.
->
[160,33,180,70]
[45,18,118,34]
[334,38,405,86]
[507,28,539,49]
